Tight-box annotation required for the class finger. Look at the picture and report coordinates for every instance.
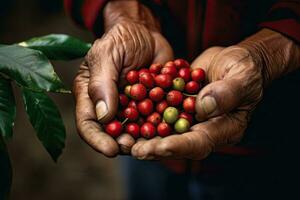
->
[131,136,163,160]
[195,78,247,121]
[87,52,120,123]
[116,134,135,155]
[74,65,119,157]
[131,137,147,156]
[132,111,248,160]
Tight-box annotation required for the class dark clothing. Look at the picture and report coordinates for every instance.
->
[64,0,300,59]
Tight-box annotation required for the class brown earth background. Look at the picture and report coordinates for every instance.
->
[1,0,125,199]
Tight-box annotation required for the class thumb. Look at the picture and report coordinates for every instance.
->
[88,58,119,123]
[195,79,245,121]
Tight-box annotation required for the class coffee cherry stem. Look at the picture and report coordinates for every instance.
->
[183,93,197,97]
[122,118,129,125]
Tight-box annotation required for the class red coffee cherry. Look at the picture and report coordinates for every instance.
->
[138,98,154,116]
[155,74,172,89]
[183,97,196,113]
[157,122,172,137]
[139,72,155,88]
[126,70,139,84]
[161,66,177,78]
[174,59,189,69]
[149,63,163,74]
[140,122,156,139]
[166,90,183,106]
[185,81,200,94]
[146,112,162,126]
[128,100,138,109]
[151,73,156,79]
[125,123,140,139]
[130,83,147,100]
[191,68,205,82]
[138,68,150,76]
[149,87,165,102]
[119,94,129,107]
[178,68,191,82]
[123,107,139,121]
[156,100,168,114]
[164,61,176,68]
[105,120,122,138]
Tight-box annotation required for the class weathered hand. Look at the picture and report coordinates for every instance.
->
[73,1,173,157]
[131,46,262,160]
[131,29,299,160]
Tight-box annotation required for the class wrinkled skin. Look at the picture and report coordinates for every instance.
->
[73,20,173,157]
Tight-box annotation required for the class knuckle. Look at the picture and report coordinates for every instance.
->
[86,39,113,66]
[117,134,135,148]
[204,46,224,54]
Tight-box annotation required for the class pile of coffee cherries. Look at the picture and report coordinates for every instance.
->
[105,59,205,139]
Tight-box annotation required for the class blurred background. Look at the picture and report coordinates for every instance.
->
[1,0,125,199]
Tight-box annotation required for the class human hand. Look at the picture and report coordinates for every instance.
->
[131,29,300,160]
[73,1,173,157]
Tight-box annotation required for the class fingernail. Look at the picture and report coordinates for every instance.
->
[96,100,108,121]
[201,96,217,115]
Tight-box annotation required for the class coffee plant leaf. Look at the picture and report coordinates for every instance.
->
[0,77,16,142]
[0,45,69,93]
[19,34,91,60]
[22,88,66,162]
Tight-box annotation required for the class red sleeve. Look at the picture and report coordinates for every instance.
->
[259,0,300,43]
[64,0,162,36]
[64,0,109,36]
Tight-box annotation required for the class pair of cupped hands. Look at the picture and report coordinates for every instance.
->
[73,1,298,160]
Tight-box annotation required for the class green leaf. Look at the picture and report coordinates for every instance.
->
[0,77,16,142]
[22,88,66,161]
[0,45,69,93]
[18,34,91,60]
[0,135,12,200]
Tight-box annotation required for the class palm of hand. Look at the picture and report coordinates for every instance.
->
[131,46,264,160]
[73,21,173,156]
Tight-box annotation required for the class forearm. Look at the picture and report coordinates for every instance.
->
[238,28,300,87]
[103,0,160,32]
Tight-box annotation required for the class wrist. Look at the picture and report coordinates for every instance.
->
[103,0,160,32]
[238,29,300,87]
